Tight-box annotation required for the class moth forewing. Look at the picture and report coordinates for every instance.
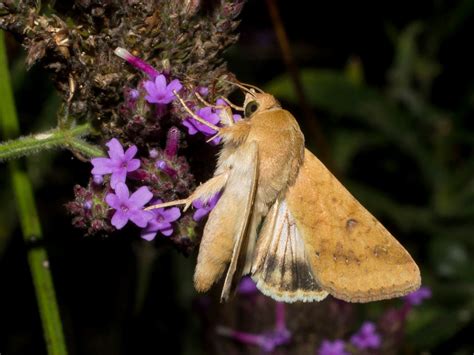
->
[194,140,258,294]
[220,141,258,301]
[283,149,421,302]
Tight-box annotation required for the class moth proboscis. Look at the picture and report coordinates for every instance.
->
[148,81,421,304]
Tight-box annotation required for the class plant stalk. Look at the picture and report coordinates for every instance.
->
[0,30,68,355]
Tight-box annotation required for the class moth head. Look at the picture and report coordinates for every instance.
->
[243,92,281,118]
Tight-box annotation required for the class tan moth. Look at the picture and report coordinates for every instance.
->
[149,82,421,303]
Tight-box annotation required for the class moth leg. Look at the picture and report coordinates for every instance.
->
[173,90,220,132]
[145,199,189,211]
[145,171,229,212]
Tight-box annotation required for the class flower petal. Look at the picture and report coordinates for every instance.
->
[162,207,181,222]
[114,182,130,201]
[91,158,114,174]
[129,186,153,208]
[154,74,167,92]
[160,227,173,236]
[111,210,129,229]
[192,199,204,209]
[105,193,121,209]
[193,208,209,222]
[124,145,138,160]
[106,138,124,160]
[129,210,154,228]
[167,79,182,93]
[154,221,172,230]
[182,119,198,135]
[141,230,157,241]
[126,158,141,172]
[143,80,157,95]
[110,169,127,189]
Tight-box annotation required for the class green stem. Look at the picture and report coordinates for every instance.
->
[0,124,105,160]
[0,30,68,355]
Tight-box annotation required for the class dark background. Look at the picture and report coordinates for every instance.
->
[1,1,473,354]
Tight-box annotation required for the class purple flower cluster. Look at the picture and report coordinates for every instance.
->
[404,286,432,306]
[90,138,182,238]
[350,322,381,350]
[318,340,349,355]
[217,301,291,353]
[317,286,432,355]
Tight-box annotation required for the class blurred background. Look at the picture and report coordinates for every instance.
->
[0,0,473,354]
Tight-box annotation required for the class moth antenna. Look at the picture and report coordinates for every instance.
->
[195,93,245,112]
[236,81,264,94]
[173,90,220,132]
[145,199,189,211]
[221,79,256,98]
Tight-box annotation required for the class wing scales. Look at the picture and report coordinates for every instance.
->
[285,149,421,302]
[251,199,328,303]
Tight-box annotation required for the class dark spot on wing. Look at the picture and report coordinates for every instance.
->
[346,218,358,231]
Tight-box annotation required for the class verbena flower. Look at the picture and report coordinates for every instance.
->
[141,200,181,241]
[216,327,291,354]
[156,160,177,178]
[216,300,290,353]
[318,340,349,355]
[91,138,140,188]
[259,329,291,353]
[114,47,159,79]
[404,286,432,306]
[182,106,220,136]
[105,182,153,229]
[237,276,258,295]
[144,74,182,105]
[350,322,381,350]
[192,193,220,221]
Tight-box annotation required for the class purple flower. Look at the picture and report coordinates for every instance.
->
[92,174,104,185]
[105,183,153,229]
[144,74,182,105]
[216,327,290,354]
[149,149,159,159]
[91,138,140,188]
[182,106,220,136]
[114,47,159,79]
[318,340,349,355]
[165,127,180,158]
[404,286,432,306]
[141,200,181,241]
[129,89,139,99]
[192,193,220,221]
[260,329,291,353]
[156,160,177,177]
[238,276,258,295]
[350,322,381,350]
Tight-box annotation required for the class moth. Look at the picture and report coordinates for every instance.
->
[150,82,421,303]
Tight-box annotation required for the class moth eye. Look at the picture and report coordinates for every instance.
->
[244,100,260,118]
